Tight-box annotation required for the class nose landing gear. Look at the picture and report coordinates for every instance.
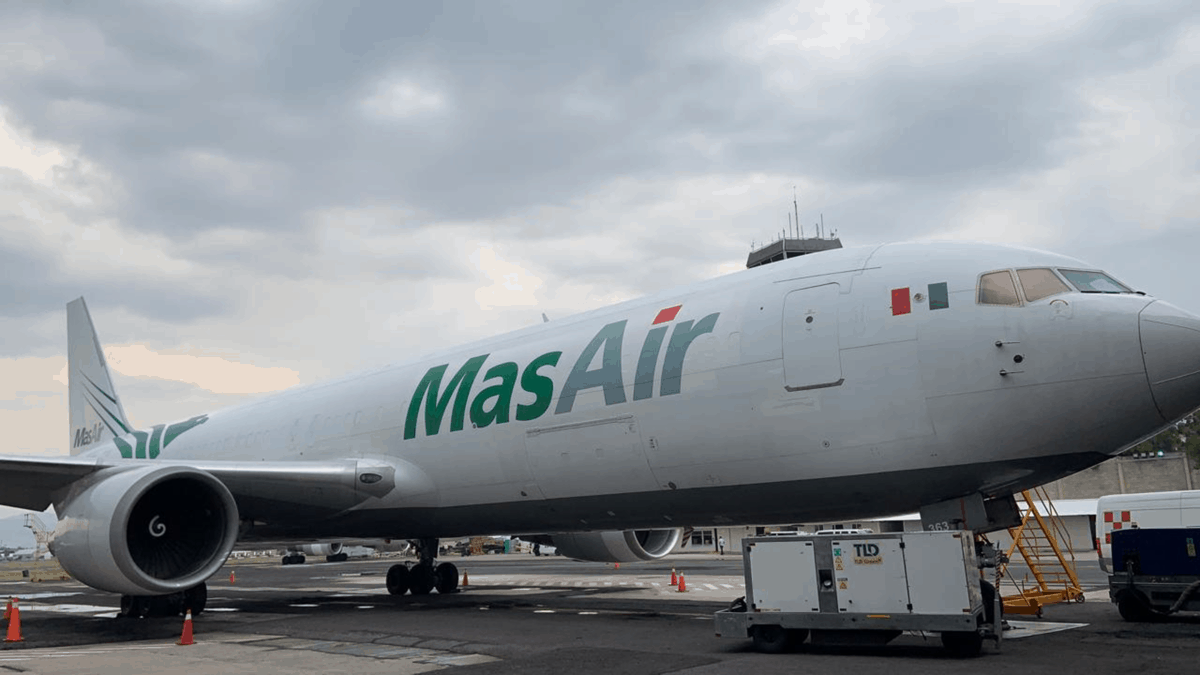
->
[385,537,459,596]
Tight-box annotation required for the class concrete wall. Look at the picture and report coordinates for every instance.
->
[1048,453,1195,498]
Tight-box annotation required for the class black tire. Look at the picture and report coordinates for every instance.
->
[941,630,984,658]
[751,624,793,654]
[183,582,207,615]
[386,564,411,596]
[149,594,182,618]
[281,556,292,566]
[435,562,459,594]
[980,579,997,626]
[1117,592,1156,622]
[410,563,437,595]
[326,553,348,563]
[786,628,809,646]
[121,596,151,618]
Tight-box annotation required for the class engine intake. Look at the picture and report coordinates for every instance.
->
[550,529,681,563]
[50,465,239,595]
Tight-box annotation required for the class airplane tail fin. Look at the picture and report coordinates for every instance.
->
[67,297,131,455]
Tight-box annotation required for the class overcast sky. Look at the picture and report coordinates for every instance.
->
[2,0,1198,495]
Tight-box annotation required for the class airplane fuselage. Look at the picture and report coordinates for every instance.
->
[78,242,1176,540]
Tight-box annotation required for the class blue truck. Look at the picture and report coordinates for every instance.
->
[1108,527,1200,621]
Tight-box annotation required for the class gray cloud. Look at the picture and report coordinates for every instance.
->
[3,0,1195,251]
[0,0,1197,362]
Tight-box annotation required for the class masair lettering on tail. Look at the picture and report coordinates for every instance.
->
[404,307,720,440]
[72,422,106,449]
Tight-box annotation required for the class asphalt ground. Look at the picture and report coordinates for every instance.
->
[1,552,1197,674]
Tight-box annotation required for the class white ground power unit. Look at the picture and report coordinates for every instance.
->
[714,531,1000,657]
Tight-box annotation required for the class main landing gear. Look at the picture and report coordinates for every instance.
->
[281,553,306,565]
[386,537,459,597]
[118,582,207,618]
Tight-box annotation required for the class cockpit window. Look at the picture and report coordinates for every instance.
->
[1058,269,1131,294]
[1017,268,1071,302]
[978,270,1021,306]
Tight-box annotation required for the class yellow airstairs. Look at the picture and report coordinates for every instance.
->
[999,487,1085,617]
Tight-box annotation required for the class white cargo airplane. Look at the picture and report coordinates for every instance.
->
[1,241,1197,617]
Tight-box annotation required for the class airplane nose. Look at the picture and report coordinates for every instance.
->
[1140,300,1200,422]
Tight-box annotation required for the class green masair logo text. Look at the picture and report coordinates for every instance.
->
[113,414,209,459]
[404,312,720,440]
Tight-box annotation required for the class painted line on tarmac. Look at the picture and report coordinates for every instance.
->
[1004,620,1089,638]
[0,644,175,662]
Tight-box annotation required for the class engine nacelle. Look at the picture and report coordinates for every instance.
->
[549,529,681,563]
[293,543,343,556]
[50,465,240,595]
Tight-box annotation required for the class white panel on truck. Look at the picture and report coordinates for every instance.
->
[834,538,909,613]
[748,539,820,613]
[901,532,979,616]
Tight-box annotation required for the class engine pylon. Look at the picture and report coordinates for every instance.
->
[4,597,23,643]
[176,609,195,646]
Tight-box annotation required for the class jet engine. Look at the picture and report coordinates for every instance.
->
[294,543,343,556]
[549,529,682,563]
[50,465,239,595]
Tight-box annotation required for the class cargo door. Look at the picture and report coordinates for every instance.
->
[524,415,657,499]
[783,283,843,391]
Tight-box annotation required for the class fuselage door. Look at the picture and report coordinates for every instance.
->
[783,283,843,391]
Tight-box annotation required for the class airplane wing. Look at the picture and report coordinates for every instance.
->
[0,454,402,522]
[0,455,107,511]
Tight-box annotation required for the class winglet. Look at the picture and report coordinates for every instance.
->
[67,298,130,455]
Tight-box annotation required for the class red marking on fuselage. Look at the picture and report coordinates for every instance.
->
[653,305,682,324]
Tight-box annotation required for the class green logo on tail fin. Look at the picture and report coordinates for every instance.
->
[114,414,209,459]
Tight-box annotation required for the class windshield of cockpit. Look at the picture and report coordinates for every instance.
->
[977,267,1132,306]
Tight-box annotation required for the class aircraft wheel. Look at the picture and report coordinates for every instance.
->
[183,582,207,615]
[281,555,292,566]
[326,553,348,563]
[386,564,411,596]
[409,563,437,595]
[435,562,459,594]
[118,595,139,618]
[119,595,151,618]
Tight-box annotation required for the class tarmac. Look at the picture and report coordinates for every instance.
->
[2,552,1199,674]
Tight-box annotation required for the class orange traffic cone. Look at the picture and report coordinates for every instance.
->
[670,568,677,586]
[461,571,469,587]
[615,562,620,570]
[176,609,194,646]
[229,570,236,584]
[2,597,10,621]
[4,597,23,643]
[677,573,687,593]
